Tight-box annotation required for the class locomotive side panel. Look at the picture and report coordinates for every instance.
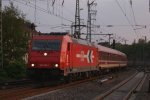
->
[68,43,98,73]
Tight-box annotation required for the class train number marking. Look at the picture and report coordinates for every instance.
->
[76,50,94,63]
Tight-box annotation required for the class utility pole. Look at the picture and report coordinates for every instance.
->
[87,0,91,42]
[74,0,86,39]
[108,34,113,45]
[87,0,97,42]
[0,0,3,69]
[123,39,128,45]
[74,0,80,39]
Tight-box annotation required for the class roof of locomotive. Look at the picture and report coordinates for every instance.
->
[32,32,95,46]
[32,32,67,39]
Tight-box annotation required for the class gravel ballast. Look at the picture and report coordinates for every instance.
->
[23,69,136,100]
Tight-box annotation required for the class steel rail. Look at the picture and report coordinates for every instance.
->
[123,74,147,100]
[0,72,117,100]
[0,79,32,90]
[94,72,138,100]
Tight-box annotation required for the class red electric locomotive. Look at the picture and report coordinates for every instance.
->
[27,32,127,80]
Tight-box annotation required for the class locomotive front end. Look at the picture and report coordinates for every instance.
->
[27,35,63,80]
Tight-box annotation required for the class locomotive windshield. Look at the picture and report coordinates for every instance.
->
[32,40,61,51]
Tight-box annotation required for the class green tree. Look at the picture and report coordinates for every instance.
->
[115,39,150,67]
[2,3,29,66]
[0,2,30,80]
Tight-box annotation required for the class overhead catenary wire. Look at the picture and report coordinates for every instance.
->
[4,0,148,42]
[13,0,74,23]
[95,0,129,44]
[28,0,75,22]
[61,3,64,30]
[115,0,138,38]
[98,24,150,27]
[52,0,56,6]
[62,0,64,6]
[115,0,133,27]
[128,0,145,36]
[34,0,36,23]
[149,0,150,12]
[47,0,51,13]
[47,0,75,19]
[129,0,137,25]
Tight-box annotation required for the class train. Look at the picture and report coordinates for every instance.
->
[27,32,127,81]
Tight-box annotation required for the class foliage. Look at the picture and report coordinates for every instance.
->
[0,2,30,81]
[5,60,26,79]
[0,69,8,81]
[115,39,150,66]
[2,3,29,66]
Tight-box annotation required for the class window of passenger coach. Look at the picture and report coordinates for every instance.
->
[32,40,61,51]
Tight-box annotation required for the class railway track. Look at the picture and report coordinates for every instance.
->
[0,69,135,100]
[0,73,114,100]
[0,79,33,90]
[95,71,147,100]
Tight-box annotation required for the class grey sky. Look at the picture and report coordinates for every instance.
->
[2,0,150,44]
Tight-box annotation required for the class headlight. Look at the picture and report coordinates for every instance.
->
[44,53,47,56]
[55,64,58,68]
[31,64,35,67]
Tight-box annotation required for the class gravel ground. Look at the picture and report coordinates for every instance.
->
[23,69,136,100]
[134,71,150,100]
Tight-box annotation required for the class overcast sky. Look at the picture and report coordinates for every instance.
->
[2,0,150,44]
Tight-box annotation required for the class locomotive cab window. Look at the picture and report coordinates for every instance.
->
[32,40,61,51]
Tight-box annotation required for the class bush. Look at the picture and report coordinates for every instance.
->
[5,60,26,79]
[0,69,8,81]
